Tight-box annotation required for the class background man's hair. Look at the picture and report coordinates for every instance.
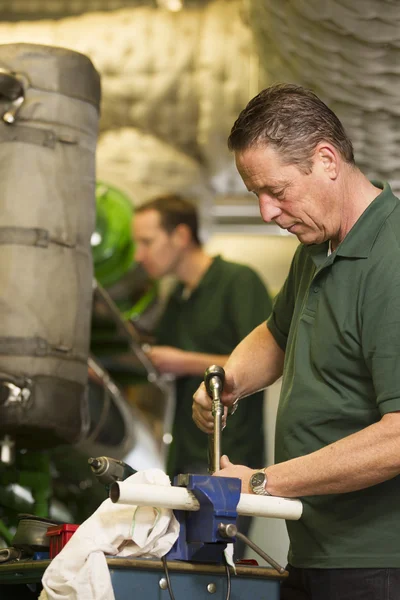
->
[136,194,201,246]
[228,83,355,173]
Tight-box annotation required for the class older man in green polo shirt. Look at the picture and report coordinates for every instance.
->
[193,83,400,599]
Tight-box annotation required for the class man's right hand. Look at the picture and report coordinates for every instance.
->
[192,373,239,434]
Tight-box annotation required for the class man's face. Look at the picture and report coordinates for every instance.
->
[235,144,335,245]
[133,209,182,279]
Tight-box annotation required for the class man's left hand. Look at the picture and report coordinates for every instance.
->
[214,455,257,493]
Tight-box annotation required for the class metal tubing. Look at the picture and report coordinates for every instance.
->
[205,367,225,474]
[110,482,303,520]
[212,397,223,473]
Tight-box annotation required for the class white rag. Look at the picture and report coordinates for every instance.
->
[40,468,180,600]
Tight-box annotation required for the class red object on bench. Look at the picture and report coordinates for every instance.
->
[46,524,79,558]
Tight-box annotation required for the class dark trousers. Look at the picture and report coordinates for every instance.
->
[281,564,400,600]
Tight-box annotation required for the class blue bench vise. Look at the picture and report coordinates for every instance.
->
[166,473,241,564]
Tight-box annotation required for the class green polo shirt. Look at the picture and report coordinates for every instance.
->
[157,255,272,478]
[268,181,400,568]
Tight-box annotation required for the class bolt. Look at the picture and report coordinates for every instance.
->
[159,578,168,590]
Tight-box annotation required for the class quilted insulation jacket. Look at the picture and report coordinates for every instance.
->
[0,43,101,449]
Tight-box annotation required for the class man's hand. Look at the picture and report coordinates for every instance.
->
[192,372,239,434]
[214,455,257,493]
[144,345,188,375]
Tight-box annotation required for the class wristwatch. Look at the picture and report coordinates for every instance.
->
[248,469,271,496]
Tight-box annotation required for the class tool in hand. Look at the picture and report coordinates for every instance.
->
[204,365,225,474]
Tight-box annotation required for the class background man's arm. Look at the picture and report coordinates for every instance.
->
[145,345,230,376]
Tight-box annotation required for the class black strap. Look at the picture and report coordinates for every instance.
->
[0,227,49,247]
[0,123,56,148]
[0,337,86,362]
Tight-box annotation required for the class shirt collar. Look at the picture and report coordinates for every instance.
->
[173,255,222,301]
[306,181,399,267]
[335,181,399,258]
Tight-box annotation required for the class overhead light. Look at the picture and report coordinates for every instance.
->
[157,0,183,12]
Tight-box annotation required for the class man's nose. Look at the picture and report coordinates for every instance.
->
[134,245,145,263]
[259,196,282,223]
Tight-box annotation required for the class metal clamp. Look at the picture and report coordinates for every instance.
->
[0,381,31,407]
[0,68,26,124]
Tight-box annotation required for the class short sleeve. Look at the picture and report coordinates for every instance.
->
[361,255,400,415]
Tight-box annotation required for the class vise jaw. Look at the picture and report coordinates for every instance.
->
[166,473,241,563]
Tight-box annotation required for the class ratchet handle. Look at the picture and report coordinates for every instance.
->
[204,365,225,401]
[204,365,225,474]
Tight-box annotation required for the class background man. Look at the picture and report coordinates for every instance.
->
[193,83,400,599]
[133,194,272,485]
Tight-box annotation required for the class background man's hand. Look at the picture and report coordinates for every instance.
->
[214,455,257,493]
[144,345,187,375]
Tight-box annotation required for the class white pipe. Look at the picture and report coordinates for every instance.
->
[111,482,303,521]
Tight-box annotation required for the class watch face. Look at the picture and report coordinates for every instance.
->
[251,472,265,487]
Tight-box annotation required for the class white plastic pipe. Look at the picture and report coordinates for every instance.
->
[111,482,303,521]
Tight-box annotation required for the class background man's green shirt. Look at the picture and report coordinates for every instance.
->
[156,255,272,478]
[268,181,400,568]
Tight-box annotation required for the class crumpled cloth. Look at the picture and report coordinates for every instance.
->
[40,469,180,600]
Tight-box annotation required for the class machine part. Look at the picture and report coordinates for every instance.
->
[0,43,100,450]
[74,356,164,476]
[218,523,285,574]
[204,365,225,474]
[91,283,176,464]
[224,562,231,600]
[88,456,136,487]
[92,182,135,288]
[3,95,24,124]
[12,514,58,552]
[0,547,22,563]
[0,380,31,408]
[0,68,26,124]
[93,282,159,379]
[162,556,176,600]
[80,356,138,461]
[207,582,216,593]
[110,480,303,520]
[0,519,13,546]
[0,436,15,465]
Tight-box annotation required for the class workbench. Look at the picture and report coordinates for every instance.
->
[0,556,286,599]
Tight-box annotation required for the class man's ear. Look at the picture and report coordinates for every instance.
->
[315,142,339,180]
[173,223,192,247]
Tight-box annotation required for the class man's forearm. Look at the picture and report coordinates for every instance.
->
[224,323,285,399]
[266,412,400,497]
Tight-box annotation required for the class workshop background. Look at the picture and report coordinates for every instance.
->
[0,0,398,567]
